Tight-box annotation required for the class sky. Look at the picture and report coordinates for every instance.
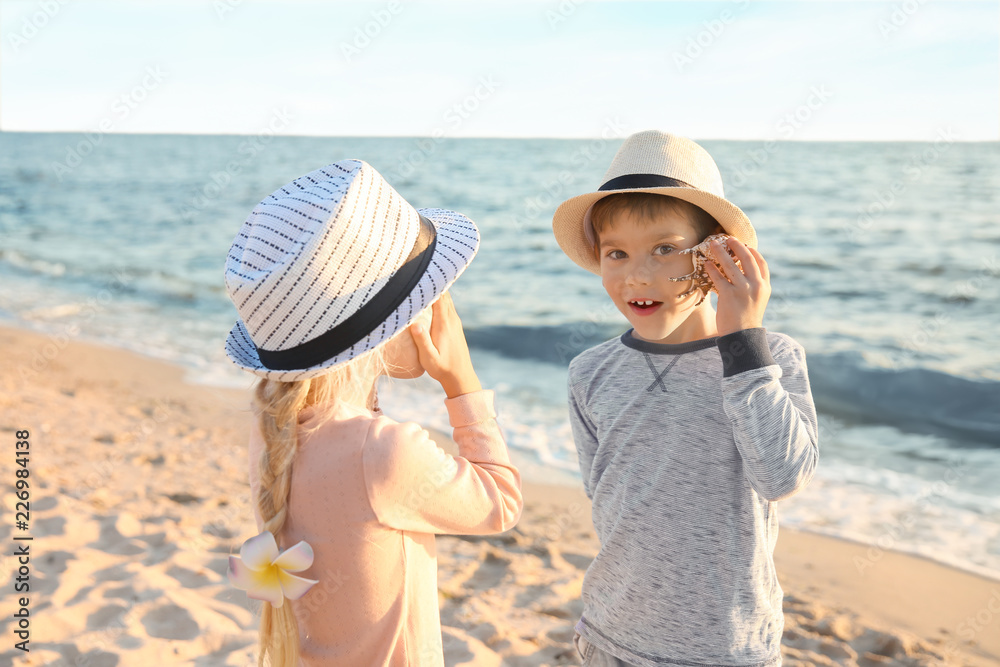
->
[1,0,997,140]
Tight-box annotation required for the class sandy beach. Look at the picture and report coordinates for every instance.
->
[1,324,998,667]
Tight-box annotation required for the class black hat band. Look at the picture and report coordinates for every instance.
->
[255,214,438,371]
[599,174,696,191]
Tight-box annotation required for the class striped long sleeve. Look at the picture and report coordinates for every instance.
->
[718,328,819,501]
[566,327,819,667]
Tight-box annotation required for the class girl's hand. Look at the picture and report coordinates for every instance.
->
[703,238,771,336]
[409,292,482,399]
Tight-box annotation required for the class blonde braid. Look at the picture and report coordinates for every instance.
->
[248,342,394,666]
[253,378,311,667]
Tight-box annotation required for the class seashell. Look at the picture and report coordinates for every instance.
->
[667,234,739,306]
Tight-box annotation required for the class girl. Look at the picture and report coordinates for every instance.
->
[223,159,523,666]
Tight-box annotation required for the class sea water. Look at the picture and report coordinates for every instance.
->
[1,131,998,580]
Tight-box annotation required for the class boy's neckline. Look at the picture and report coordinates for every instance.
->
[620,329,719,355]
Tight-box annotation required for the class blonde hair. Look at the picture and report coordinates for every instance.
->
[251,343,393,666]
[590,193,721,260]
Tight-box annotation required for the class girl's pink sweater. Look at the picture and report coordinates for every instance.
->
[248,389,523,666]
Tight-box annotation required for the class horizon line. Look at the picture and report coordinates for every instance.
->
[0,128,996,143]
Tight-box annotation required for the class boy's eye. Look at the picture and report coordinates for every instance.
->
[606,249,626,260]
[654,245,675,256]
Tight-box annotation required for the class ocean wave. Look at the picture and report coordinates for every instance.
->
[0,249,67,277]
[465,322,625,366]
[463,323,1000,446]
[808,352,1000,446]
[0,250,222,309]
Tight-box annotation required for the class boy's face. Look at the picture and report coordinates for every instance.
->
[598,208,715,344]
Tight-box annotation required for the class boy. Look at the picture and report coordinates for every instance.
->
[551,130,819,667]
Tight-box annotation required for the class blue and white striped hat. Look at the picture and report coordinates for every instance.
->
[224,159,479,381]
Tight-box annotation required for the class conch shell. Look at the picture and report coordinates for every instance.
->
[667,234,740,306]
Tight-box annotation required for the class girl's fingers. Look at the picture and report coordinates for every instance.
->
[439,293,459,330]
[409,322,427,349]
[409,322,439,365]
[429,297,443,327]
[411,322,427,340]
[420,292,461,367]
[436,291,454,313]
[431,292,454,333]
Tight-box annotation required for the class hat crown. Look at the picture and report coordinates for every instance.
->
[224,159,420,354]
[550,129,757,276]
[602,130,726,197]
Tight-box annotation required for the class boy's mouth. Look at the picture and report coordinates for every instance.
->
[627,299,663,316]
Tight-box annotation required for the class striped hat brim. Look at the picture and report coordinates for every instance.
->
[224,206,478,381]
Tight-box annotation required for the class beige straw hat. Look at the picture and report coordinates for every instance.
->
[552,130,756,275]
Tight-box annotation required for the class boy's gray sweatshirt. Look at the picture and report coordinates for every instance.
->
[568,327,819,667]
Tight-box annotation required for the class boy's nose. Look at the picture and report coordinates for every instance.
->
[624,261,653,286]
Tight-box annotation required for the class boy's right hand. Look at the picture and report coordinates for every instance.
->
[409,292,483,399]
